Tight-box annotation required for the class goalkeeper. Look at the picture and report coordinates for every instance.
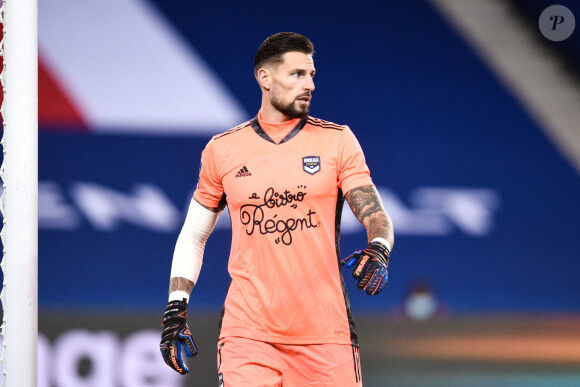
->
[160,32,395,386]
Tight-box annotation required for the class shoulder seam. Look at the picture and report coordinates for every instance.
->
[213,121,252,140]
[307,117,345,131]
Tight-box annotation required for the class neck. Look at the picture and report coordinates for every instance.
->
[260,95,292,123]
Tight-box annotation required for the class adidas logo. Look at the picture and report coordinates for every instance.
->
[235,166,252,178]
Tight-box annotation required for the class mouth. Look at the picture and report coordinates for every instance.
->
[296,95,311,103]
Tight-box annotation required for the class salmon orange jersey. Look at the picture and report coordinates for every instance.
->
[193,114,373,345]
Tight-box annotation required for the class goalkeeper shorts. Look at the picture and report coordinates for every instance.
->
[217,336,363,387]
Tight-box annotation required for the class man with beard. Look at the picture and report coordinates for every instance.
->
[160,32,395,387]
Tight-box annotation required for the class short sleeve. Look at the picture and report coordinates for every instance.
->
[193,138,224,208]
[337,126,373,194]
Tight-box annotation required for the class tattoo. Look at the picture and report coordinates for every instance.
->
[169,277,195,294]
[345,185,393,244]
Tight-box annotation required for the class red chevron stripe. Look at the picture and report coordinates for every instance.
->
[38,57,88,130]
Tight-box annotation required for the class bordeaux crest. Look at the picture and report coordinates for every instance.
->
[303,156,321,175]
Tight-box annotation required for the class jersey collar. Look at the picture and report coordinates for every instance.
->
[250,115,308,145]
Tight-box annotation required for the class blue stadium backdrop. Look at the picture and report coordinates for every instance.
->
[27,0,579,312]
[1,0,580,384]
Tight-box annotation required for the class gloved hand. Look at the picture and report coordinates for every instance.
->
[160,299,198,374]
[341,241,390,295]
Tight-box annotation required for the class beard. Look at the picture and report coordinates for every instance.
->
[271,93,310,119]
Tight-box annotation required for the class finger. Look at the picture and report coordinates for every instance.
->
[361,267,378,294]
[366,268,387,295]
[179,327,198,358]
[353,254,371,280]
[183,336,197,357]
[160,341,188,374]
[357,270,372,290]
[182,337,196,358]
[160,344,174,368]
[174,341,190,374]
[374,269,388,294]
[341,251,361,268]
[183,341,195,358]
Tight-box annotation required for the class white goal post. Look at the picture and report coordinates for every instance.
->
[0,0,39,386]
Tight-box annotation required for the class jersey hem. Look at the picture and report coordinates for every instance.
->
[218,331,355,346]
[193,190,220,209]
[341,177,374,196]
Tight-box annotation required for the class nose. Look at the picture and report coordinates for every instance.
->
[304,75,315,92]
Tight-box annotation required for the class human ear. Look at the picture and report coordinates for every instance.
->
[257,68,271,91]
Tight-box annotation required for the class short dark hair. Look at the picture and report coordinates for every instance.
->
[254,32,314,76]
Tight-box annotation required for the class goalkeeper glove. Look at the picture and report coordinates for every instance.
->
[160,299,198,374]
[341,241,390,295]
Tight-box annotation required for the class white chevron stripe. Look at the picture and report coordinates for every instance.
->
[430,0,580,175]
[39,0,248,135]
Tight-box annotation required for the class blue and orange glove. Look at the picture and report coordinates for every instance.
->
[341,241,390,295]
[160,299,198,374]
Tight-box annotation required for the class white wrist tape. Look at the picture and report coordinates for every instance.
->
[168,290,190,302]
[169,198,221,302]
[371,237,391,253]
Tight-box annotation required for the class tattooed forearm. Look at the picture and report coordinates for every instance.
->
[169,277,195,295]
[345,185,394,247]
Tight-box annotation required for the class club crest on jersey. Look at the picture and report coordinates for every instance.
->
[303,156,321,175]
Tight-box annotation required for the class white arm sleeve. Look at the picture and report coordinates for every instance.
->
[169,198,221,301]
